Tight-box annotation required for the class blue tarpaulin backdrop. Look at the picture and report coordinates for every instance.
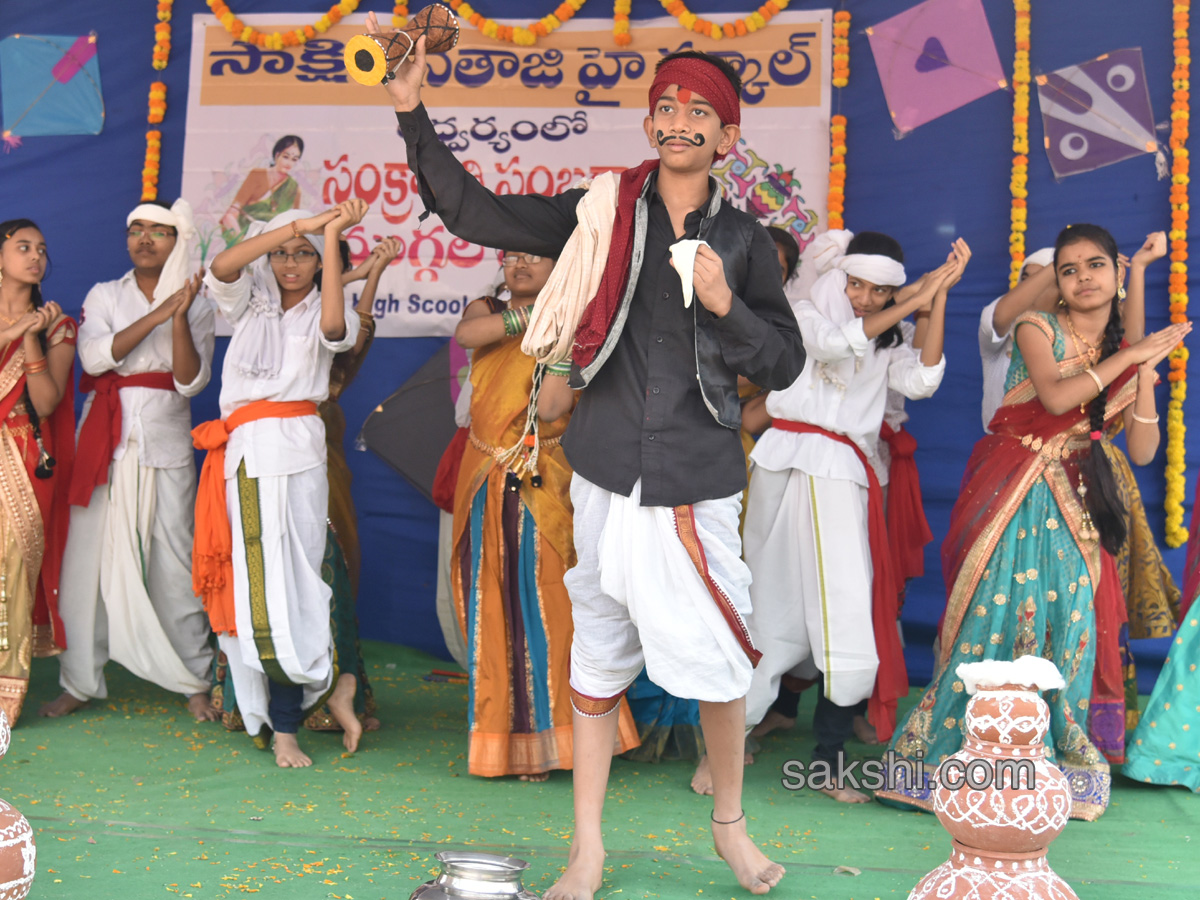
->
[0,1,1192,687]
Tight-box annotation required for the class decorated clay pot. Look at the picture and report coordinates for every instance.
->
[933,687,1072,853]
[909,840,1079,900]
[0,712,33,900]
[907,658,1078,900]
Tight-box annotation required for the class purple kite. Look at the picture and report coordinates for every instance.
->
[1036,48,1158,179]
[866,0,1007,136]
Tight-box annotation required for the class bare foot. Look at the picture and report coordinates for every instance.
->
[745,751,754,766]
[712,815,785,895]
[327,673,363,753]
[691,754,714,795]
[817,785,872,803]
[518,772,550,782]
[852,715,881,745]
[187,691,220,722]
[363,716,381,732]
[543,840,605,900]
[39,692,88,718]
[273,732,313,768]
[749,709,795,740]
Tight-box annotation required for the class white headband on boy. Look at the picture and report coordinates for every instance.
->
[811,228,907,288]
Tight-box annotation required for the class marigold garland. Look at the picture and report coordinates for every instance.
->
[613,0,632,47]
[1166,0,1192,547]
[148,82,167,125]
[393,4,409,27]
[154,1,173,70]
[659,0,790,41]
[1008,0,1031,288]
[826,8,850,231]
[206,0,360,50]
[448,0,585,47]
[828,115,847,231]
[142,131,163,203]
[832,10,850,87]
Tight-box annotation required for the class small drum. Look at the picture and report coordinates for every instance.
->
[344,3,460,86]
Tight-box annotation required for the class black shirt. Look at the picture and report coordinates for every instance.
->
[398,104,804,506]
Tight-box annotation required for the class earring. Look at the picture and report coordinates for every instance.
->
[1118,285,1127,300]
[1057,295,1067,308]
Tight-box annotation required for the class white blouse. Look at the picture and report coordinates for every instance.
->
[753,301,945,488]
[77,270,215,469]
[204,271,359,479]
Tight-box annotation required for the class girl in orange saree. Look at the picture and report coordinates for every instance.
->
[878,224,1189,821]
[451,252,638,779]
[0,219,76,725]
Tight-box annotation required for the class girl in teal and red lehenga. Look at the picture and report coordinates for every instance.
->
[877,225,1190,821]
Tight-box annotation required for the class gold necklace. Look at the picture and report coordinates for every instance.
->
[0,305,32,326]
[1063,313,1100,365]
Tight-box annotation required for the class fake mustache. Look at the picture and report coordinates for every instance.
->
[656,130,706,147]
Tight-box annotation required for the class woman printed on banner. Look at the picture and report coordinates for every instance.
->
[219,135,306,248]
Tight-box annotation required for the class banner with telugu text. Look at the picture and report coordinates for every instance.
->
[182,10,831,337]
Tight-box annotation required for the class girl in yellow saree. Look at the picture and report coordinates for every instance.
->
[0,219,76,725]
[451,252,638,779]
[878,224,1189,821]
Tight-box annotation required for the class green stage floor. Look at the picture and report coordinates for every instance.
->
[10,641,1195,899]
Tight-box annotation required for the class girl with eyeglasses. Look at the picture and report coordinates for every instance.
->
[449,249,640,781]
[195,200,366,768]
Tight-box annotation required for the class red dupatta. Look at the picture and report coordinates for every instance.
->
[0,318,77,651]
[938,352,1137,672]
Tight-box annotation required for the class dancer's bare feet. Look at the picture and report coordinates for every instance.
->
[852,715,880,745]
[749,709,795,740]
[363,715,381,732]
[712,814,785,895]
[273,732,313,768]
[39,692,87,718]
[187,691,220,722]
[327,673,363,753]
[691,754,714,795]
[518,772,550,782]
[817,785,872,803]
[543,840,605,900]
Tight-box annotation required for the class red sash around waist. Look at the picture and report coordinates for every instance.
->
[773,419,907,742]
[69,370,178,507]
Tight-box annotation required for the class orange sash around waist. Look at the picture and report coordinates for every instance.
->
[191,399,318,635]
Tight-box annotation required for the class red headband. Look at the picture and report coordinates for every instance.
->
[649,57,741,127]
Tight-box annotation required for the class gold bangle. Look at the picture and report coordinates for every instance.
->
[1085,368,1104,394]
[1132,412,1160,425]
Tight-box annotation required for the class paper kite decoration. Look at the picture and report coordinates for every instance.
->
[866,0,1007,136]
[0,33,104,150]
[1036,48,1158,179]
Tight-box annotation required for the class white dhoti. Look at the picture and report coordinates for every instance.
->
[57,437,213,701]
[742,466,878,730]
[220,462,334,737]
[565,475,757,712]
[434,509,469,669]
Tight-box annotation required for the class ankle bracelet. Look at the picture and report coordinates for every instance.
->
[711,809,745,825]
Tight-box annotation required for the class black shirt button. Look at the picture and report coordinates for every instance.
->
[652,387,660,394]
[647,434,656,441]
[662,291,670,300]
[656,335,664,343]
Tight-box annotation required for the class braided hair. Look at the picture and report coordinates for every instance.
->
[846,231,906,350]
[1053,223,1126,555]
[0,219,54,478]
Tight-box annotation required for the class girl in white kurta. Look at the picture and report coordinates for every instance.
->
[43,200,216,721]
[197,201,363,768]
[742,229,969,802]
